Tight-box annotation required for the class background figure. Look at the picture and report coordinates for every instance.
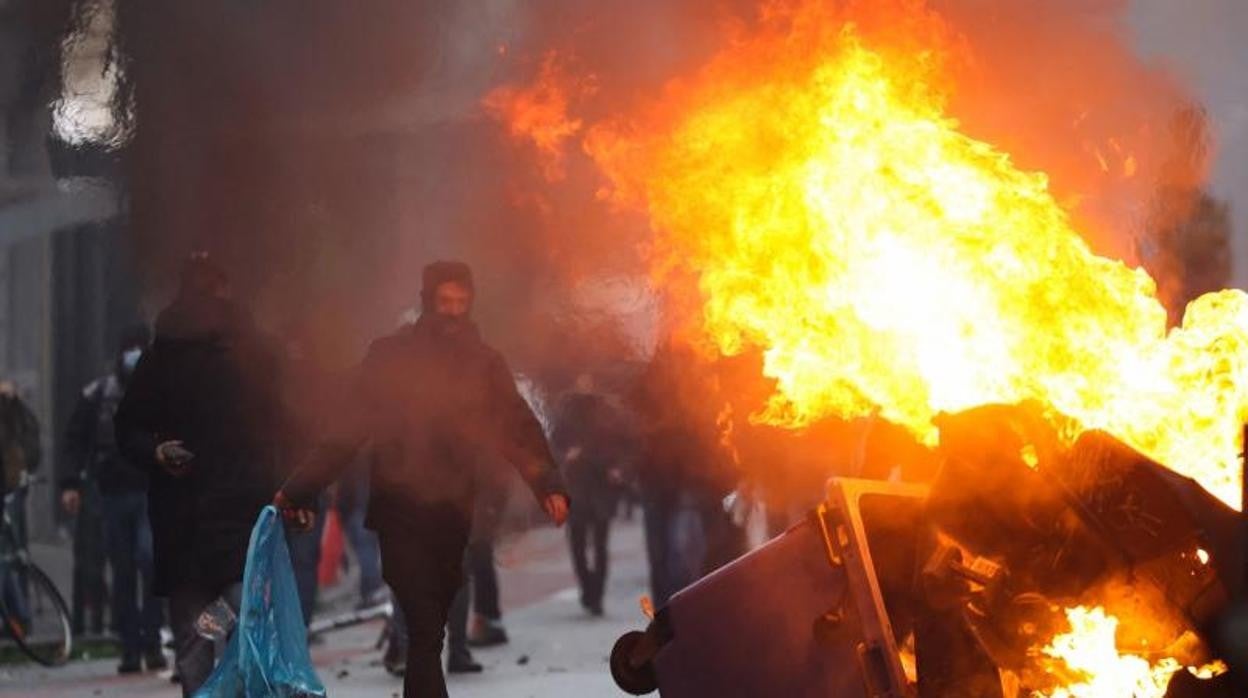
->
[631,342,742,607]
[281,330,348,627]
[62,474,107,637]
[115,254,287,696]
[337,464,383,609]
[62,326,167,673]
[467,471,509,646]
[0,382,43,623]
[445,563,478,672]
[553,373,625,616]
[286,493,327,626]
[0,381,40,505]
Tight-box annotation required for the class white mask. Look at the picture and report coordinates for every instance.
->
[122,348,142,373]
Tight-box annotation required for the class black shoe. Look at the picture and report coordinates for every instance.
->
[144,649,169,672]
[383,639,407,677]
[118,655,142,675]
[446,650,483,674]
[587,601,604,617]
[467,619,508,648]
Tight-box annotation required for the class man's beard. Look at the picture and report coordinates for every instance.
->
[429,312,471,337]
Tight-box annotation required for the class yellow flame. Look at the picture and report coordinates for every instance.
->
[585,6,1248,509]
[1036,607,1221,698]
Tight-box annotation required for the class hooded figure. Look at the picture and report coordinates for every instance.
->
[114,253,287,696]
[278,260,569,698]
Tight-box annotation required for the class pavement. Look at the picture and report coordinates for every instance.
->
[0,518,650,698]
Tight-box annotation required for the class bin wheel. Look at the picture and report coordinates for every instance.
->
[611,631,658,695]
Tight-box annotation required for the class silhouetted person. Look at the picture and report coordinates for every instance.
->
[553,373,626,616]
[276,261,569,698]
[0,380,41,632]
[280,331,342,627]
[62,325,167,673]
[632,341,740,605]
[465,483,509,647]
[115,253,287,696]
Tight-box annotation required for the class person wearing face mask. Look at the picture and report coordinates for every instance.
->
[61,325,168,673]
[114,253,288,695]
[275,260,570,698]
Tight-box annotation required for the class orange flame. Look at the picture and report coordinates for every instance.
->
[577,2,1248,509]
[483,51,592,181]
[1038,606,1224,698]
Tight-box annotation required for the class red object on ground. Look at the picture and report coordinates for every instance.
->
[318,509,344,587]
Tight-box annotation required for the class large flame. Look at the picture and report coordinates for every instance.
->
[575,2,1248,509]
[1037,606,1223,698]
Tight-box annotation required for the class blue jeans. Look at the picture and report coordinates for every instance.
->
[102,491,162,655]
[342,505,382,601]
[642,493,709,607]
[2,491,29,624]
[286,495,326,625]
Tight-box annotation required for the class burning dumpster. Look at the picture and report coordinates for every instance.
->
[611,405,1241,697]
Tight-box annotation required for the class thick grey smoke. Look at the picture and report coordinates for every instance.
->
[1129,0,1248,288]
[69,0,1237,379]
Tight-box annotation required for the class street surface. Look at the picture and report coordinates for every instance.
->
[0,519,648,698]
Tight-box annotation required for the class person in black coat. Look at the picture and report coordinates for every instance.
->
[61,325,167,673]
[114,253,287,696]
[277,260,569,698]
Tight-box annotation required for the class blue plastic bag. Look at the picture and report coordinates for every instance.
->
[195,506,327,698]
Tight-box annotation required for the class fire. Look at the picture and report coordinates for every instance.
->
[483,51,592,181]
[574,1,1248,509]
[1037,606,1222,698]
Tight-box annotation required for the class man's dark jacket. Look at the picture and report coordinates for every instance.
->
[0,393,40,498]
[114,296,286,596]
[552,392,626,521]
[63,374,146,496]
[284,315,566,531]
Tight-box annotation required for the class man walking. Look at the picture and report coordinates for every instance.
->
[553,372,625,616]
[276,260,569,698]
[115,253,287,695]
[61,325,167,673]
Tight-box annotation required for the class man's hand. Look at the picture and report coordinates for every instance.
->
[61,489,81,516]
[273,491,315,532]
[155,440,194,476]
[542,493,570,527]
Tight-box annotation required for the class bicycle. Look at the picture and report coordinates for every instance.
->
[0,475,72,666]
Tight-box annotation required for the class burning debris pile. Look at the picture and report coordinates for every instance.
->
[611,404,1240,697]
[925,405,1236,697]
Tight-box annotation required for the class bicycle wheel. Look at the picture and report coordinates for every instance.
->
[1,562,72,666]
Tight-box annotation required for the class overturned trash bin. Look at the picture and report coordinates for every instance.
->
[613,478,926,698]
[195,505,327,698]
[612,405,1241,698]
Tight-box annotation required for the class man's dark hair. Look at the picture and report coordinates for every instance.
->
[420,260,475,312]
[118,324,151,352]
[179,251,228,298]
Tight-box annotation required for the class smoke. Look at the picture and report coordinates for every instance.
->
[1128,0,1248,289]
[930,0,1206,259]
[81,0,1230,408]
[104,0,702,375]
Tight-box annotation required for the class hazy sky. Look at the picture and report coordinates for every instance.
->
[1130,0,1248,287]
